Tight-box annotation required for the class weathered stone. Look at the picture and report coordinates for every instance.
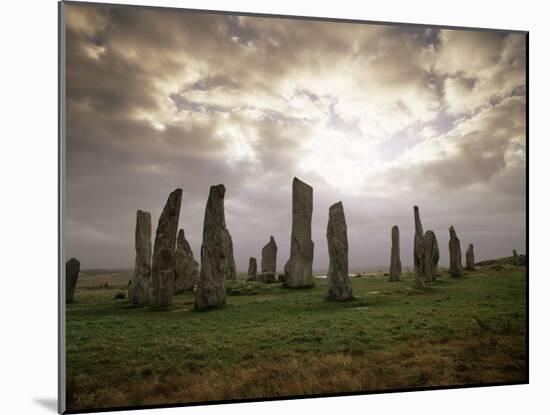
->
[257,272,277,283]
[174,229,199,293]
[261,236,277,274]
[129,210,152,305]
[151,189,182,308]
[449,225,462,278]
[465,243,475,270]
[226,236,237,280]
[195,184,234,310]
[389,225,401,282]
[247,257,257,281]
[257,236,277,283]
[66,257,80,303]
[424,230,439,282]
[413,206,426,288]
[326,202,353,300]
[513,249,519,265]
[283,177,314,288]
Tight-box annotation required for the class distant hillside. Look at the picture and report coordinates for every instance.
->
[78,270,133,289]
[476,255,527,267]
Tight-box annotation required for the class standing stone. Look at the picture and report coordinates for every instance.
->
[226,237,237,280]
[413,206,426,288]
[466,243,475,270]
[449,225,462,278]
[129,210,152,305]
[66,257,80,303]
[513,249,519,265]
[283,177,314,288]
[195,184,234,310]
[389,225,401,282]
[174,229,199,293]
[258,272,278,284]
[326,202,353,300]
[247,257,257,281]
[151,189,182,308]
[424,230,440,282]
[258,236,277,283]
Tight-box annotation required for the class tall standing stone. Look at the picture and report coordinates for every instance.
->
[326,202,353,300]
[389,225,401,282]
[226,237,237,280]
[195,184,234,310]
[174,229,199,293]
[247,257,257,281]
[449,225,462,278]
[513,249,519,266]
[66,257,80,303]
[259,236,277,283]
[284,177,314,288]
[424,230,439,282]
[129,210,152,305]
[413,206,426,288]
[151,189,182,308]
[465,243,475,270]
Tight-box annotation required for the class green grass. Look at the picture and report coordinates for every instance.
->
[66,265,527,410]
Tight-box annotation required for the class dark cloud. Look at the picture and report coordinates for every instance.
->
[384,96,525,191]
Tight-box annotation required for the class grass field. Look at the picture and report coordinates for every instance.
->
[66,262,527,411]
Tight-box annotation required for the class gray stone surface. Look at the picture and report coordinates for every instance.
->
[226,236,237,280]
[424,230,440,282]
[66,257,80,303]
[261,236,277,274]
[129,210,152,305]
[283,177,314,288]
[195,184,233,310]
[513,249,519,265]
[413,206,426,288]
[258,272,277,283]
[389,225,401,282]
[247,257,257,281]
[326,202,353,300]
[466,243,475,270]
[449,225,462,278]
[151,189,182,307]
[258,236,277,283]
[174,229,199,293]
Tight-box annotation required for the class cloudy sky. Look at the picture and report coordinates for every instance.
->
[64,3,526,272]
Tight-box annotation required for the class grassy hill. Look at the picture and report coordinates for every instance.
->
[65,261,527,411]
[476,255,527,267]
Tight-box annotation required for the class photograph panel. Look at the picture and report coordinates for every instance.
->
[60,1,527,412]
